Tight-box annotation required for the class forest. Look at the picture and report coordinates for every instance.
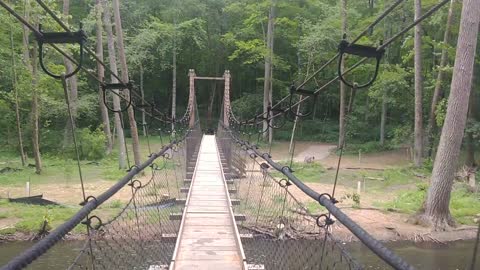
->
[0,0,479,254]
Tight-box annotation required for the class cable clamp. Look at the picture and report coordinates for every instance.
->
[278,178,292,188]
[318,193,338,204]
[79,196,98,206]
[82,215,103,230]
[281,166,293,173]
[126,165,139,172]
[316,214,335,228]
[128,179,143,189]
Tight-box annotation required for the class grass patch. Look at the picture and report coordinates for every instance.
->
[273,162,325,183]
[379,183,480,225]
[0,199,79,235]
[306,201,326,213]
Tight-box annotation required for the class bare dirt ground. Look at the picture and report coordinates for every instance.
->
[1,142,477,243]
[270,142,479,242]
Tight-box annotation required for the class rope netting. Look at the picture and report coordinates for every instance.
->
[217,125,361,270]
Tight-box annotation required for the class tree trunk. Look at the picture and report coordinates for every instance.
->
[140,64,146,136]
[112,0,141,166]
[207,82,217,128]
[338,0,347,149]
[95,0,113,155]
[31,39,42,174]
[62,0,79,146]
[421,0,480,230]
[427,0,455,156]
[103,0,127,169]
[268,9,275,144]
[22,3,42,173]
[380,92,387,146]
[10,24,27,166]
[263,0,275,141]
[466,89,477,167]
[172,23,177,131]
[413,0,424,167]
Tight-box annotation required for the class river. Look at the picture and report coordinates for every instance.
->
[0,240,478,269]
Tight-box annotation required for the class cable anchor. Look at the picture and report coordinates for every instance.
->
[338,35,385,89]
[36,24,87,79]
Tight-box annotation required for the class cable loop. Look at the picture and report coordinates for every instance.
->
[281,166,293,173]
[82,215,103,230]
[318,193,339,204]
[36,24,87,79]
[79,195,98,206]
[101,82,133,113]
[163,152,172,160]
[316,214,335,228]
[278,178,292,188]
[128,179,143,190]
[287,84,317,118]
[126,165,139,172]
[338,36,385,89]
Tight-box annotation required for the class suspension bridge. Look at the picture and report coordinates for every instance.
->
[2,0,477,269]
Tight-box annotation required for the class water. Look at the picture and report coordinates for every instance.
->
[0,240,478,269]
[347,240,479,269]
[0,241,85,269]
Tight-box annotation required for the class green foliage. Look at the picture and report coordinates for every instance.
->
[78,127,107,161]
[435,99,448,127]
[344,141,393,154]
[381,183,480,225]
[274,119,339,142]
[285,162,325,183]
[0,200,78,235]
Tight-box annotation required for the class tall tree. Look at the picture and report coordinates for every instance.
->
[62,0,79,145]
[103,0,127,169]
[95,0,113,154]
[263,0,276,143]
[112,0,142,166]
[465,89,477,167]
[10,23,27,166]
[171,12,177,131]
[420,0,480,230]
[427,0,456,155]
[22,0,41,173]
[338,0,347,148]
[413,0,424,167]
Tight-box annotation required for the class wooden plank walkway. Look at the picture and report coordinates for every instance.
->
[171,135,245,270]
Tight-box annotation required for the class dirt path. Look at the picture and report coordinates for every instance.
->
[293,144,336,162]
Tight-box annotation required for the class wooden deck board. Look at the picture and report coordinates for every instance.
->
[172,135,244,270]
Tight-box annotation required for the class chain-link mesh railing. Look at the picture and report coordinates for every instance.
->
[217,115,415,270]
[2,116,202,270]
[217,125,361,270]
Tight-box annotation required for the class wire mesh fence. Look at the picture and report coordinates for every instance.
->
[217,124,362,270]
[65,124,202,270]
